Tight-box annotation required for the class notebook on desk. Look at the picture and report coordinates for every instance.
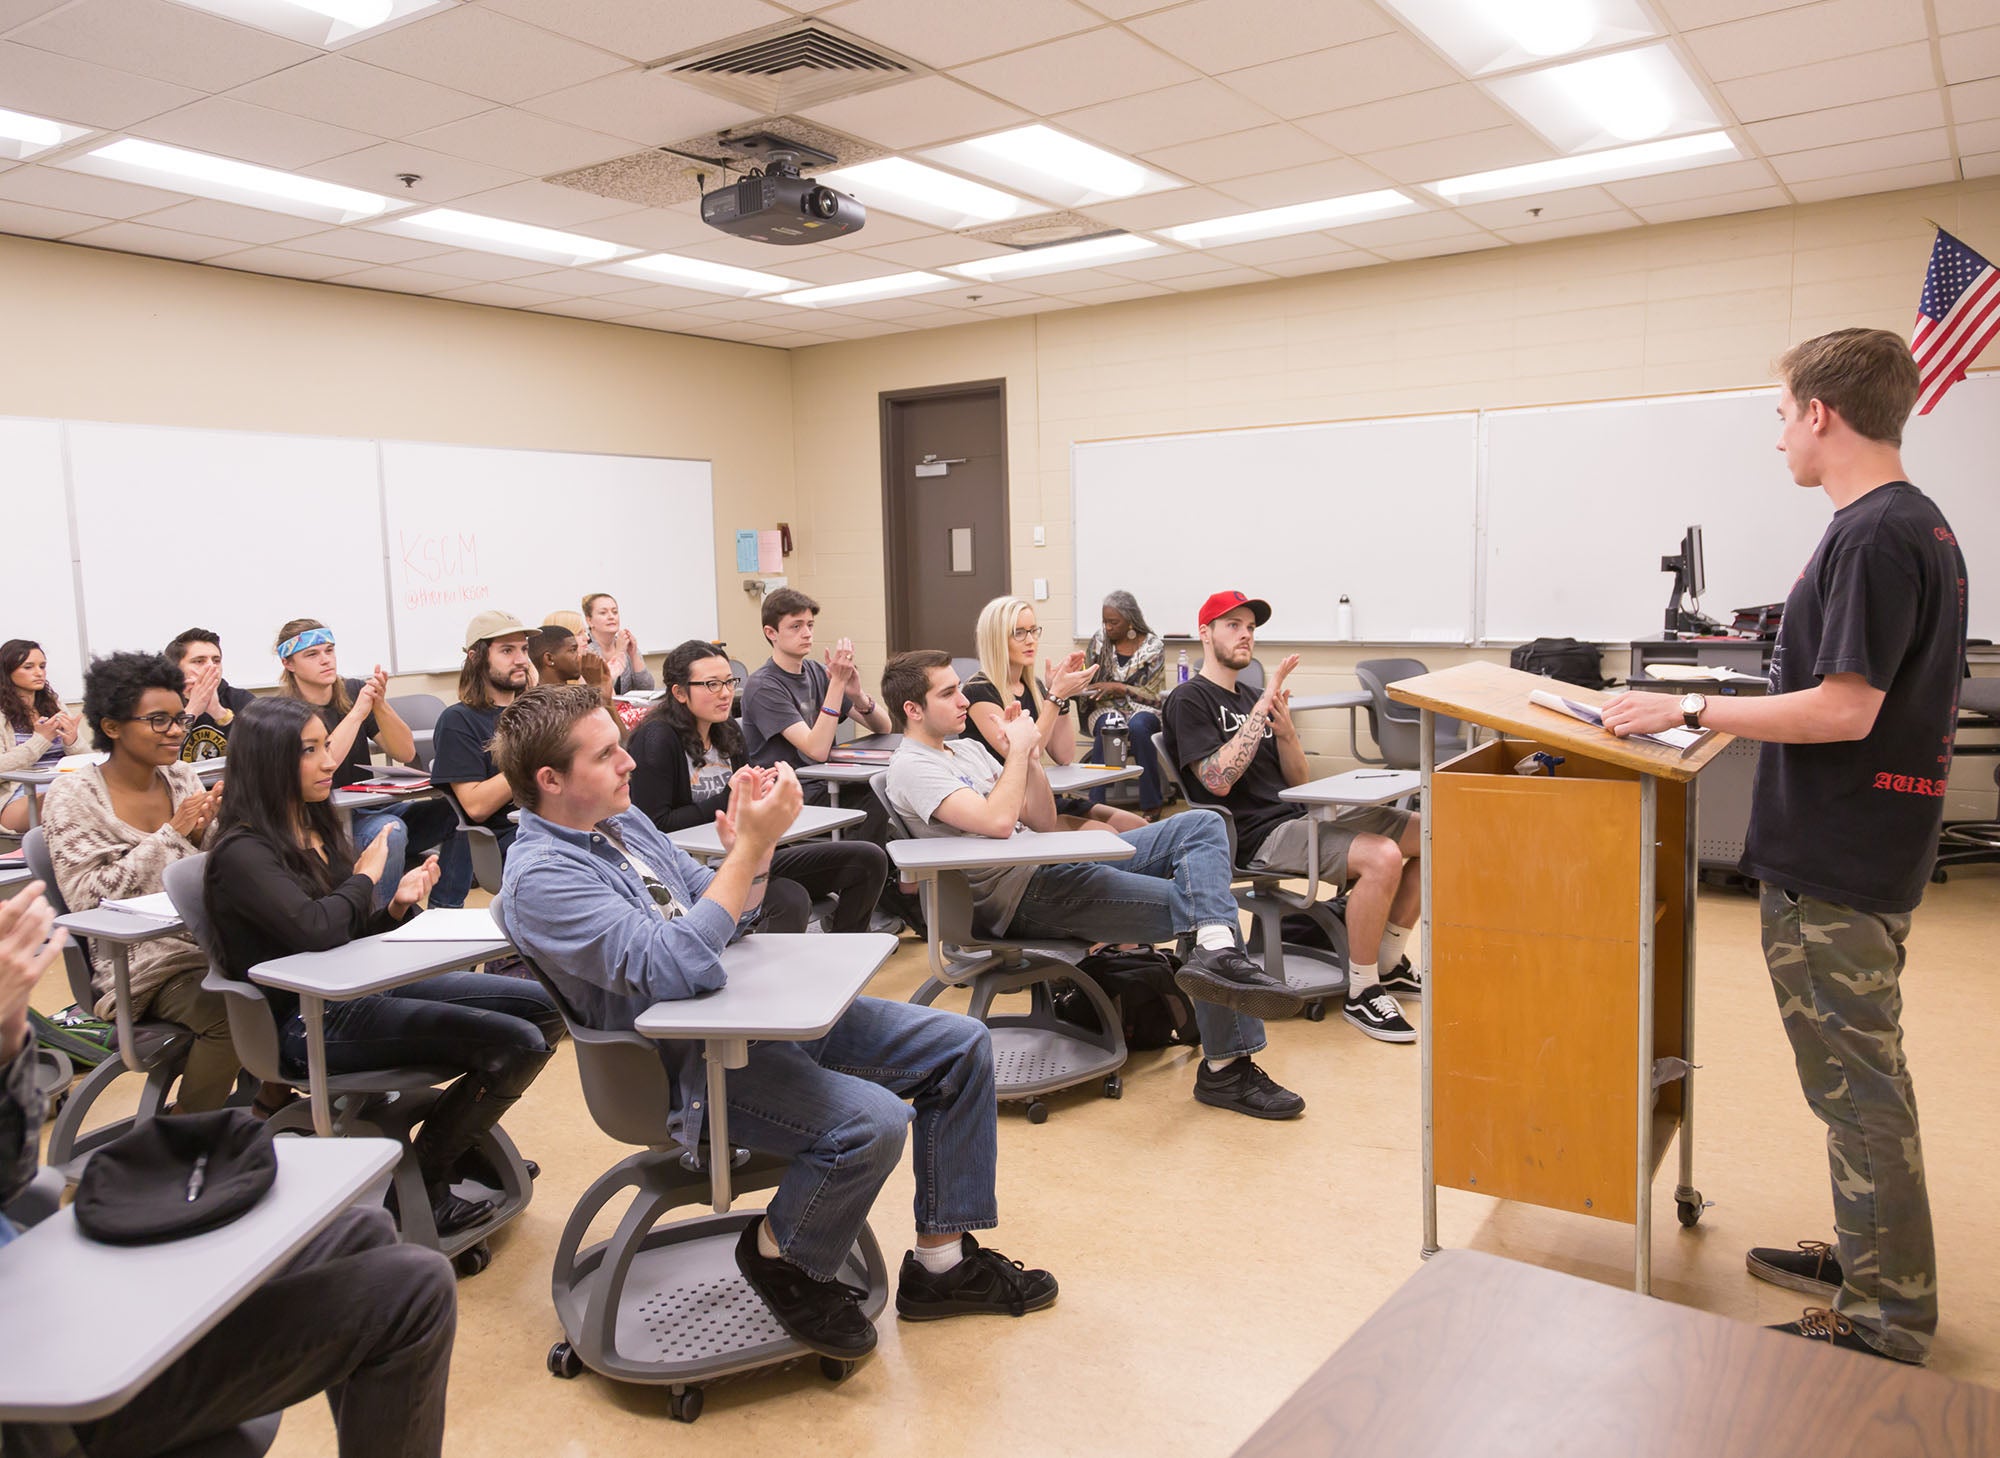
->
[1528,689,1713,756]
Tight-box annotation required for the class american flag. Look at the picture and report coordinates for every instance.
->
[1912,227,2000,415]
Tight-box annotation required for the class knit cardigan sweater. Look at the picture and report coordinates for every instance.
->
[41,761,209,1018]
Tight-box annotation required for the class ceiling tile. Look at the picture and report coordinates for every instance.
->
[802,75,1028,151]
[393,246,555,282]
[0,198,108,238]
[1652,0,1805,26]
[300,143,525,205]
[329,263,465,294]
[1360,126,1556,186]
[1962,150,2000,179]
[478,0,788,63]
[67,219,241,261]
[1603,159,1781,206]
[758,251,901,285]
[1768,128,1951,185]
[1684,0,1927,83]
[1492,211,1640,245]
[1209,157,1394,209]
[1456,185,1624,228]
[432,280,572,308]
[817,0,1100,69]
[1140,124,1332,187]
[661,298,797,322]
[518,70,758,144]
[1327,209,1488,248]
[9,0,315,93]
[1078,184,1240,230]
[505,266,649,296]
[950,28,1197,115]
[1217,34,1457,120]
[1099,249,1238,281]
[211,246,368,280]
[133,198,324,243]
[1207,232,1355,266]
[451,179,648,228]
[1125,0,1390,74]
[611,281,744,309]
[340,6,627,106]
[970,294,1079,314]
[1293,84,1512,156]
[1258,251,1379,276]
[1056,79,1275,154]
[410,107,637,175]
[1159,263,1272,291]
[0,0,69,27]
[1952,115,2000,154]
[813,317,918,339]
[586,205,716,250]
[1369,233,1505,262]
[1943,25,2000,86]
[280,228,454,264]
[130,97,382,171]
[1785,160,1958,202]
[1936,0,1990,31]
[1952,78,2000,124]
[856,232,1013,268]
[1629,187,1793,224]
[1717,43,1936,123]
[227,56,491,136]
[1012,265,1143,294]
[0,40,202,129]
[672,231,833,268]
[1745,91,1947,156]
[0,164,184,218]
[818,211,937,251]
[525,296,655,321]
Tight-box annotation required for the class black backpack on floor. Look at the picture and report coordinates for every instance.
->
[1509,637,1608,690]
[1053,947,1201,1051]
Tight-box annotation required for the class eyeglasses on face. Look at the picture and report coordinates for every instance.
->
[1010,625,1043,642]
[126,712,194,733]
[687,677,740,695]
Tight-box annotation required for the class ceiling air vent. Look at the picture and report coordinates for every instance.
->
[654,22,918,114]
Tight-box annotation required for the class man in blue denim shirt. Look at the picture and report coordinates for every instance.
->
[493,686,1056,1364]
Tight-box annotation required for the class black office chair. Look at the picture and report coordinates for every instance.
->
[727,658,749,720]
[1354,657,1466,769]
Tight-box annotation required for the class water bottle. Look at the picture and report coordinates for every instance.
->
[1101,711,1129,767]
[1176,649,1190,684]
[1337,594,1354,640]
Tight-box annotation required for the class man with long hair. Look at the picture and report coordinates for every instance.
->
[433,611,534,882]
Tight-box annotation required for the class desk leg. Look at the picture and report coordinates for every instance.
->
[704,1037,749,1214]
[1676,778,1700,1216]
[303,993,333,1138]
[25,787,41,828]
[826,781,843,837]
[107,944,141,1075]
[1419,708,1439,1261]
[1634,777,1658,1296]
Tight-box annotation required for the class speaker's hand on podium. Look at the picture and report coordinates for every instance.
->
[1600,692,1682,738]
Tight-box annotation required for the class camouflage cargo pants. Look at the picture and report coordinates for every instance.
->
[1760,882,1936,1362]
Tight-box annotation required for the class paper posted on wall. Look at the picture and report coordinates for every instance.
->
[1527,688,1713,755]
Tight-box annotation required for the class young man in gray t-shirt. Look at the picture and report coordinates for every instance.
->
[882,650,1307,1120]
[741,588,893,795]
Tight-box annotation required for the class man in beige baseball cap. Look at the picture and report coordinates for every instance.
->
[463,609,528,653]
[430,610,535,902]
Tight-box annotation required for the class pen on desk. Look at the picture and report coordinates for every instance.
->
[1353,772,1402,778]
[186,1153,209,1203]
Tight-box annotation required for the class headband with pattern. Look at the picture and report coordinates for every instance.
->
[277,627,335,660]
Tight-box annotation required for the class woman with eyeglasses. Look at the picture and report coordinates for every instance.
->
[204,697,563,1238]
[1079,590,1169,817]
[629,640,889,933]
[962,597,1147,833]
[40,652,240,1110]
[2,639,85,834]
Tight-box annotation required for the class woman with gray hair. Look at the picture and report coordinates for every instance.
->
[1079,590,1169,816]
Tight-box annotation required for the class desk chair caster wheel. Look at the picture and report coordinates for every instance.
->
[524,1159,540,1180]
[819,1356,860,1383]
[669,1386,704,1424]
[1302,1000,1327,1022]
[547,1342,583,1380]
[1025,1100,1049,1125]
[1103,1074,1123,1100]
[1676,1191,1705,1229]
[453,1242,492,1278]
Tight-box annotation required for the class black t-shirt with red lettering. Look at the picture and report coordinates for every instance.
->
[1741,482,1967,915]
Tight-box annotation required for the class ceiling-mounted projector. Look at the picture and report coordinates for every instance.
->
[700,151,864,245]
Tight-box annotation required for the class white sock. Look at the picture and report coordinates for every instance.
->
[1380,922,1412,969]
[1348,959,1379,995]
[911,1239,964,1274]
[1194,924,1235,952]
[757,1220,783,1261]
[1206,1057,1241,1073]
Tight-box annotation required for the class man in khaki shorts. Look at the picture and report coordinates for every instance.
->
[1162,590,1423,1042]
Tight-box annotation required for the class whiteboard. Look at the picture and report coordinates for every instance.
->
[381,441,716,673]
[1901,371,2000,640]
[67,423,391,686]
[2,419,84,690]
[1073,415,1479,642]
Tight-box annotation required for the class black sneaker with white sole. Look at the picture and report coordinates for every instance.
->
[1342,986,1416,1042]
[734,1218,878,1358]
[1173,945,1307,1020]
[1377,956,1421,996]
[895,1235,1058,1321]
[1746,1239,1842,1302]
[1193,1057,1305,1120]
[1767,1307,1911,1363]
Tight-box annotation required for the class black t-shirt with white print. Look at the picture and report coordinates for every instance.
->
[1162,674,1302,859]
[1741,482,1967,915]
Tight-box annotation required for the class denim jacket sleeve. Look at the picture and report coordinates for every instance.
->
[509,852,735,1005]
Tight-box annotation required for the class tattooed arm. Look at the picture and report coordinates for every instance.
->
[1195,701,1274,794]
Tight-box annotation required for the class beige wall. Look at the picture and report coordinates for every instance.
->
[0,231,796,702]
[789,174,2000,766]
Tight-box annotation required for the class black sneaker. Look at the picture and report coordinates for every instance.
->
[1746,1239,1842,1302]
[895,1235,1058,1321]
[1342,986,1416,1042]
[734,1218,878,1358]
[1174,945,1307,1020]
[1767,1307,1909,1362]
[1193,1057,1305,1120]
[1377,956,1422,996]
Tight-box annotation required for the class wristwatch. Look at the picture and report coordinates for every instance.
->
[1050,695,1071,712]
[1679,692,1707,730]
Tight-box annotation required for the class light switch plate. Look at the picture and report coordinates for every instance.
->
[1033,578,1049,600]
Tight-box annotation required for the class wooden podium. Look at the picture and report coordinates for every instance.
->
[1388,662,1736,1294]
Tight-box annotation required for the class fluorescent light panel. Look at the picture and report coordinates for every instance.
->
[817,157,1045,231]
[1426,131,1738,203]
[1485,44,1720,151]
[60,138,402,223]
[0,106,91,161]
[600,252,801,298]
[167,0,453,48]
[777,272,956,308]
[375,208,633,266]
[1376,0,1656,76]
[923,125,1181,209]
[1163,190,1422,247]
[945,233,1163,282]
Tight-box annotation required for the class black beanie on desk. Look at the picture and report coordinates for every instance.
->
[73,1109,278,1245]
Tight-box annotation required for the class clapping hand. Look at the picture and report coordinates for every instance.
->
[823,638,858,690]
[0,883,68,1063]
[1001,701,1042,759]
[354,665,390,716]
[1046,650,1097,701]
[183,662,222,720]
[169,783,223,843]
[355,824,396,883]
[578,652,609,689]
[1262,653,1301,705]
[389,854,441,916]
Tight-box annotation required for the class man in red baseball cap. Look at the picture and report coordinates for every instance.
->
[1163,591,1424,1042]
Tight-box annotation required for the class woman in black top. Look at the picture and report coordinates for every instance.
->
[204,698,561,1238]
[628,640,889,934]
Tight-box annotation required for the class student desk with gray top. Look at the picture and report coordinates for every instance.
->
[249,928,513,1138]
[1043,762,1140,795]
[793,760,883,807]
[52,906,186,1075]
[0,1137,399,1424]
[1274,769,1421,903]
[1,759,227,828]
[887,828,1136,878]
[666,803,865,862]
[0,864,28,891]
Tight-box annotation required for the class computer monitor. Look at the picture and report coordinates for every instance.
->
[1683,524,1705,599]
[1662,524,1713,634]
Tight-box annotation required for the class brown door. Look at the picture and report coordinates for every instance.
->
[881,381,1009,657]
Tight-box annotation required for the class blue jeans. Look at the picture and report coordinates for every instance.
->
[431,821,511,910]
[721,996,997,1281]
[1004,810,1264,1061]
[1088,709,1163,810]
[350,800,462,908]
